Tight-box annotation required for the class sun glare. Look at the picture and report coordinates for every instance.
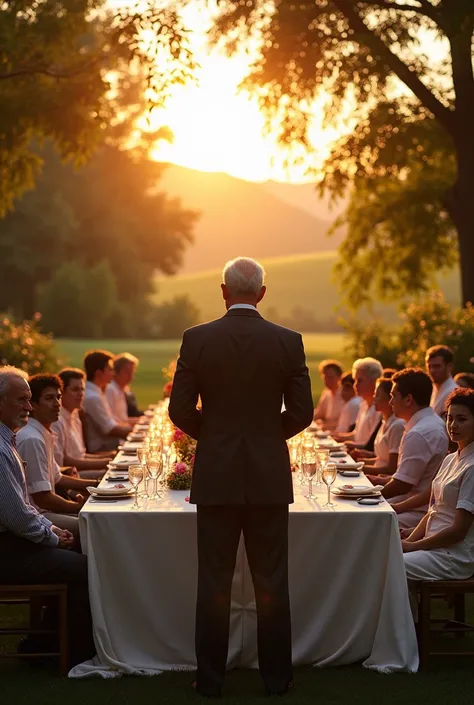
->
[143,3,341,183]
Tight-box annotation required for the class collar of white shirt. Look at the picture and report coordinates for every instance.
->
[406,406,435,432]
[228,304,257,311]
[86,380,103,396]
[459,440,474,460]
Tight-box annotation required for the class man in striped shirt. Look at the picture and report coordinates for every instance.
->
[0,366,94,667]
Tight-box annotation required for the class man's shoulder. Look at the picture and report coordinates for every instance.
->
[17,424,42,444]
[183,316,302,343]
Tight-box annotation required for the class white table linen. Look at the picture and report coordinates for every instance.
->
[70,452,418,678]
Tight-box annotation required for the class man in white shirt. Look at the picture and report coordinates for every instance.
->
[53,368,112,478]
[335,357,383,448]
[426,345,458,417]
[380,368,449,528]
[82,350,134,453]
[313,359,345,430]
[17,374,98,539]
[335,373,362,433]
[105,353,141,424]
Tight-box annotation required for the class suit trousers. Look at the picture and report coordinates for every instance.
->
[0,532,94,666]
[195,504,292,695]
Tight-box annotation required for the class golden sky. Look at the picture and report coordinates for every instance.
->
[146,3,349,183]
[131,1,445,184]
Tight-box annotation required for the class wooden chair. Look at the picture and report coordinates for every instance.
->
[413,578,474,667]
[0,584,69,675]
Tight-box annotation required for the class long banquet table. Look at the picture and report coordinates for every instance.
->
[70,443,419,678]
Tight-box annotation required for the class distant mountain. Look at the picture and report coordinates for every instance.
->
[159,165,344,273]
[262,181,347,222]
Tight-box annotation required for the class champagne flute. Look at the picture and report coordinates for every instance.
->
[148,456,163,501]
[137,447,150,499]
[322,463,337,507]
[302,447,317,500]
[128,464,144,510]
[316,449,329,487]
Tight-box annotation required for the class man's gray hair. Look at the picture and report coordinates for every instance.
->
[352,357,384,381]
[114,353,139,374]
[0,366,29,398]
[222,257,265,297]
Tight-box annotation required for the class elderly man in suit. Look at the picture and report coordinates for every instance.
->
[169,257,313,697]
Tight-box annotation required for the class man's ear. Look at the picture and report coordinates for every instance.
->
[257,286,266,304]
[221,283,230,300]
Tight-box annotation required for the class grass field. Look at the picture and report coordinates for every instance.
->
[55,334,350,407]
[2,632,474,705]
[154,251,462,325]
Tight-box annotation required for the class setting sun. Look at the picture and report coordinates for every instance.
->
[144,3,345,183]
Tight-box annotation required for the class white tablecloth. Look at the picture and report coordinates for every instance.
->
[70,464,418,678]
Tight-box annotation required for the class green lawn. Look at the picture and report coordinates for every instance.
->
[154,251,462,325]
[56,333,350,407]
[2,650,474,705]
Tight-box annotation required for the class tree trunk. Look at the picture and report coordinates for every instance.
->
[446,136,474,307]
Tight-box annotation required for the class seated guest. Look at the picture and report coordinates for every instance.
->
[83,350,133,453]
[335,373,361,433]
[126,388,144,417]
[0,366,94,665]
[403,388,474,581]
[454,372,474,390]
[53,368,112,479]
[17,374,97,538]
[106,353,141,424]
[378,368,449,529]
[426,345,457,417]
[334,357,383,448]
[357,377,405,475]
[313,360,344,430]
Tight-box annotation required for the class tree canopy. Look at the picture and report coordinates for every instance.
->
[210,1,474,306]
[0,0,195,216]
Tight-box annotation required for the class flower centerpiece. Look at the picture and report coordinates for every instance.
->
[172,428,197,465]
[166,461,193,491]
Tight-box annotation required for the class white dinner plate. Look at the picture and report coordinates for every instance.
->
[108,459,134,469]
[332,484,383,496]
[88,485,133,497]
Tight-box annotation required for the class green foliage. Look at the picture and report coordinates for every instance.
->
[330,116,458,307]
[0,142,198,323]
[38,260,117,338]
[150,295,201,339]
[0,1,196,215]
[344,293,474,372]
[211,3,474,305]
[0,313,61,373]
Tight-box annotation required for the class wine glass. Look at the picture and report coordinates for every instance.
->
[316,448,329,486]
[148,455,163,501]
[137,447,150,499]
[301,447,317,500]
[322,463,337,507]
[128,464,144,510]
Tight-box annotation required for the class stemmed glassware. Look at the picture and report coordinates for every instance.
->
[128,463,144,510]
[147,455,163,501]
[137,447,150,499]
[316,448,329,487]
[322,462,337,507]
[302,446,317,500]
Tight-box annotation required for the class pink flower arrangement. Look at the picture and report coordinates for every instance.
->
[166,461,192,490]
[174,462,188,475]
[172,428,186,443]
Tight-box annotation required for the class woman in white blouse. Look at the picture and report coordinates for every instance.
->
[354,378,405,475]
[403,388,474,580]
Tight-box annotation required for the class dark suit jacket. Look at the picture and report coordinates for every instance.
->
[168,308,314,505]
